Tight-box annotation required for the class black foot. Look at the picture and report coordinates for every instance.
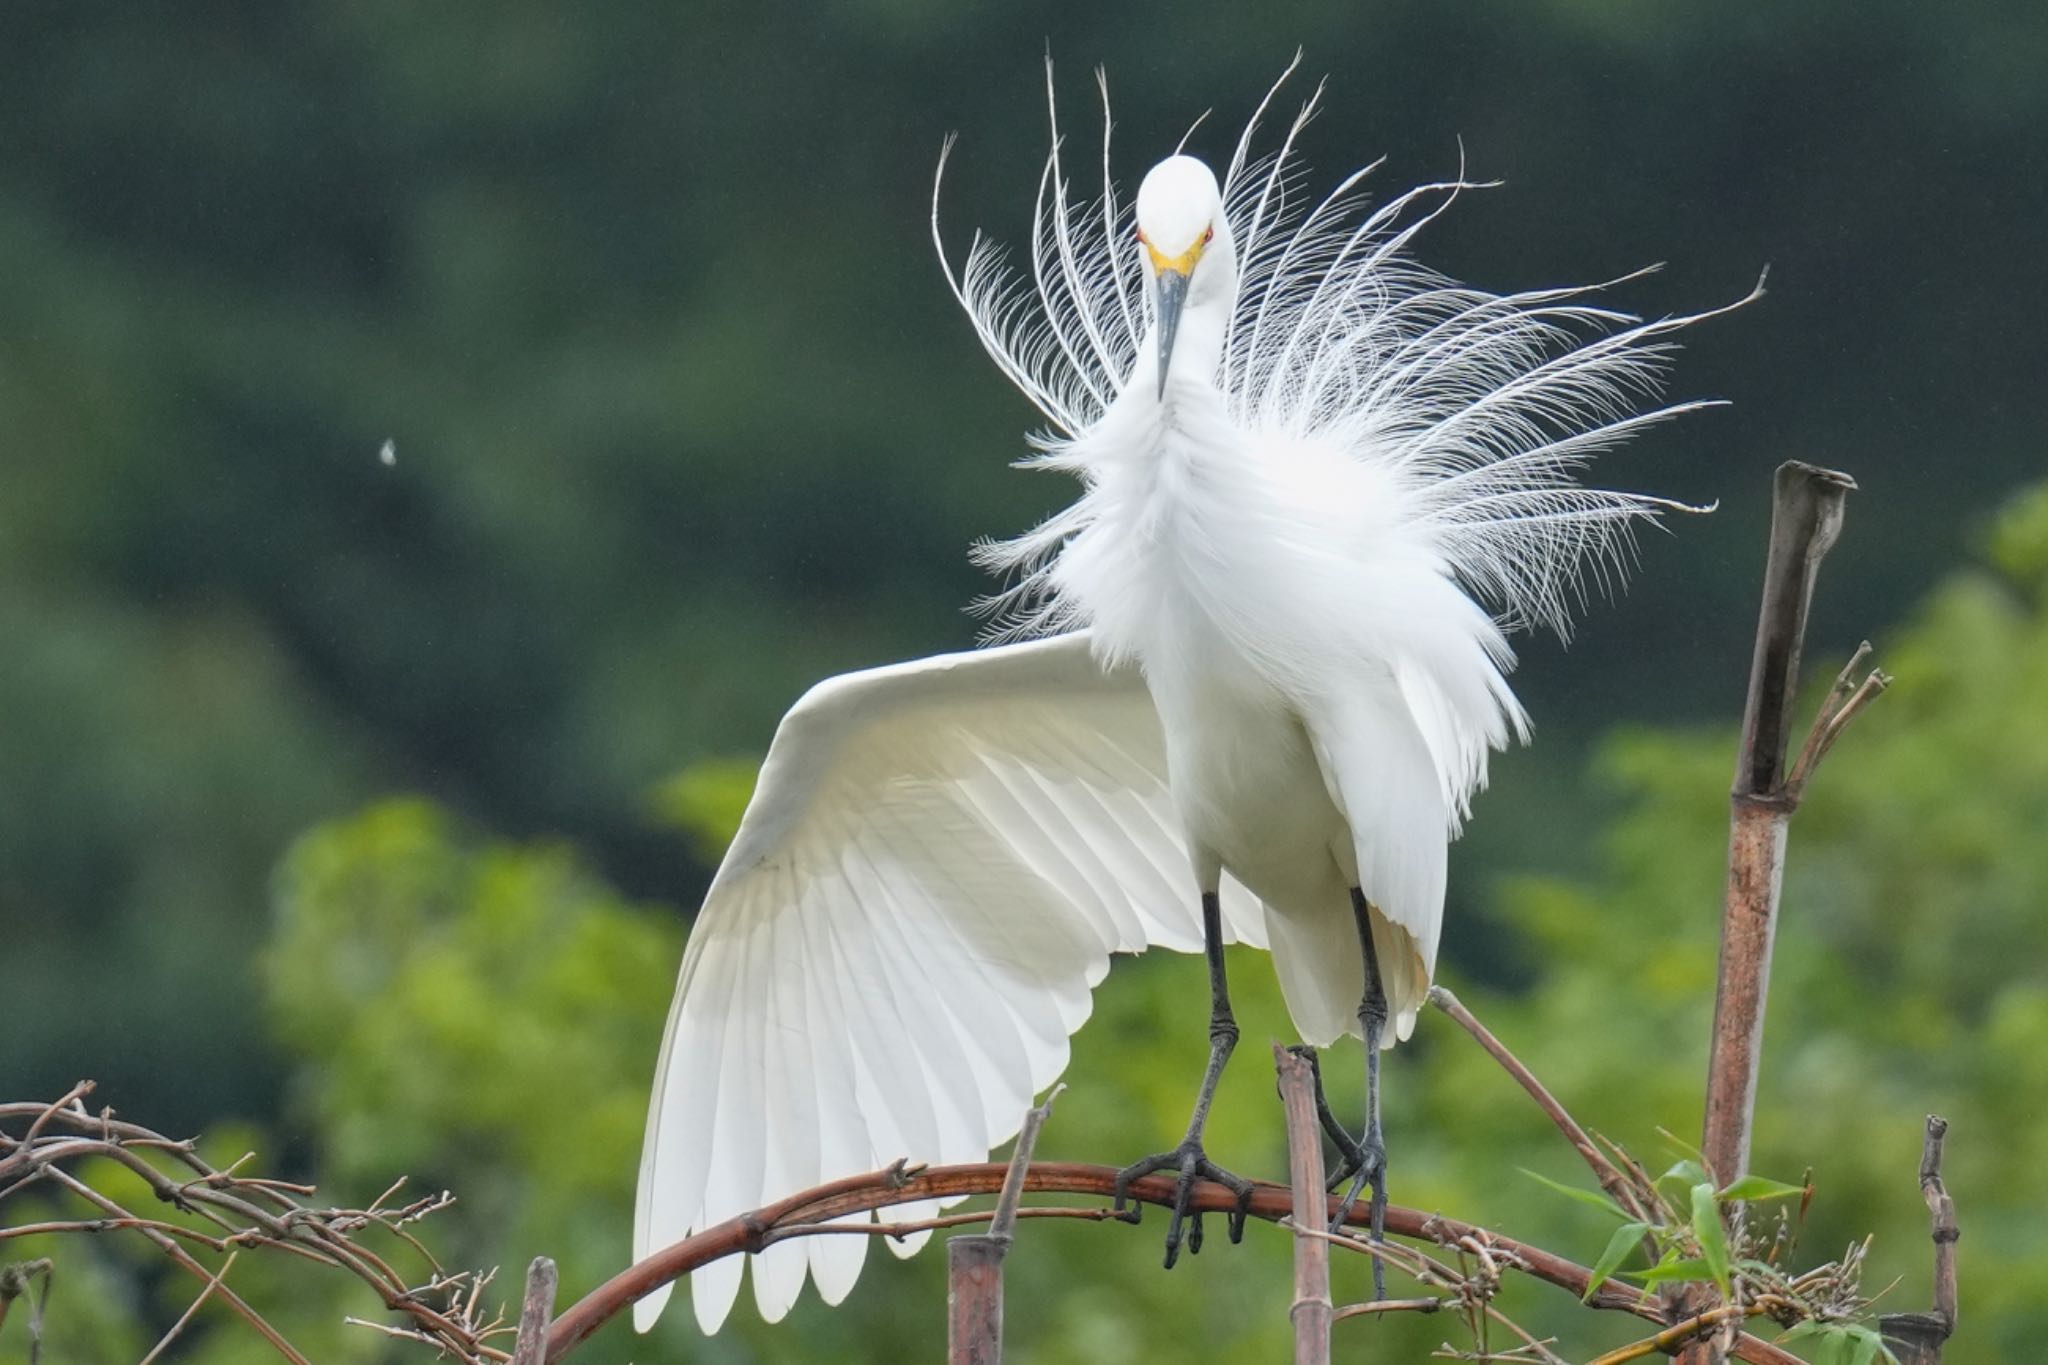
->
[1329,1128,1388,1300]
[1328,1130,1385,1233]
[1112,1140,1255,1268]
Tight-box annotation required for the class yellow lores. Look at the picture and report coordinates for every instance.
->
[1139,224,1213,278]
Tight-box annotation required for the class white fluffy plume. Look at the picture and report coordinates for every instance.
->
[933,55,1757,644]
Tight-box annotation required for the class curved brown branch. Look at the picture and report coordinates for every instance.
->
[545,1161,1803,1364]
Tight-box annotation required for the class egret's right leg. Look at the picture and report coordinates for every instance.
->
[1294,1045,1369,1188]
[1332,886,1391,1300]
[1112,890,1255,1268]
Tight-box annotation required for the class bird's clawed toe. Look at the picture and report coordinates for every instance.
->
[1112,1142,1253,1268]
[1327,1130,1384,1232]
[1330,1128,1390,1300]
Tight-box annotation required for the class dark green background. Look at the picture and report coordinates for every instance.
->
[2,4,2041,1361]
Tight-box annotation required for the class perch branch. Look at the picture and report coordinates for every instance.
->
[545,1159,1800,1364]
[758,1204,1121,1249]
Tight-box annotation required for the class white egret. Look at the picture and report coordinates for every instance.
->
[635,61,1752,1333]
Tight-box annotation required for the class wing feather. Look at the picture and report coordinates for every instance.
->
[788,861,872,1306]
[748,888,814,1323]
[636,632,1222,1331]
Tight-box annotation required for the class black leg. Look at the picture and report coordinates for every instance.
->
[1289,1044,1369,1192]
[1113,891,1254,1267]
[1335,886,1390,1300]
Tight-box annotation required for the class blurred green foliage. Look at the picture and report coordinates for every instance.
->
[5,0,2046,1134]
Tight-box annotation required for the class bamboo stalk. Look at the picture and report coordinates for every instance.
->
[1276,1045,1331,1365]
[1684,461,1858,1365]
[509,1258,558,1365]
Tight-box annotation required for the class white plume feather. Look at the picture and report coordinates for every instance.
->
[933,57,1756,646]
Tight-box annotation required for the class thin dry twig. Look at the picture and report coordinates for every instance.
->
[1,1090,505,1365]
[990,1086,1061,1244]
[1428,986,1652,1223]
[138,1249,241,1365]
[1785,641,1867,789]
[41,1164,317,1365]
[1331,1296,1449,1321]
[0,1258,53,1352]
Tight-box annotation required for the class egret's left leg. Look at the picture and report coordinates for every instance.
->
[1334,886,1391,1300]
[1111,890,1256,1268]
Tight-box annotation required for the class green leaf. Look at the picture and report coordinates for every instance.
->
[1631,1256,1714,1286]
[1583,1221,1652,1300]
[1655,1159,1710,1208]
[1717,1174,1807,1203]
[1844,1324,1899,1365]
[1518,1167,1630,1219]
[1777,1321,1893,1365]
[1690,1181,1731,1294]
[1777,1322,1831,1363]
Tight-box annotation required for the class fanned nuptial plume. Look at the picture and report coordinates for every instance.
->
[934,55,1757,643]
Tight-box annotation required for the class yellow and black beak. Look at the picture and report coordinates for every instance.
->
[1146,237,1206,399]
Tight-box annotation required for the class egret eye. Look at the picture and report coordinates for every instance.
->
[1136,227,1149,245]
[1202,226,1214,244]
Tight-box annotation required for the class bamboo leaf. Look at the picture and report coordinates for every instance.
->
[1518,1167,1629,1219]
[1717,1174,1807,1202]
[1583,1221,1652,1300]
[1632,1256,1714,1286]
[1691,1181,1731,1294]
[1655,1159,1710,1208]
[1844,1324,1898,1365]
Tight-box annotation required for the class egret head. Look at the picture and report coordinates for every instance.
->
[1135,155,1231,398]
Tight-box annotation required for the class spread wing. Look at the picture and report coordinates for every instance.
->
[633,630,1266,1333]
